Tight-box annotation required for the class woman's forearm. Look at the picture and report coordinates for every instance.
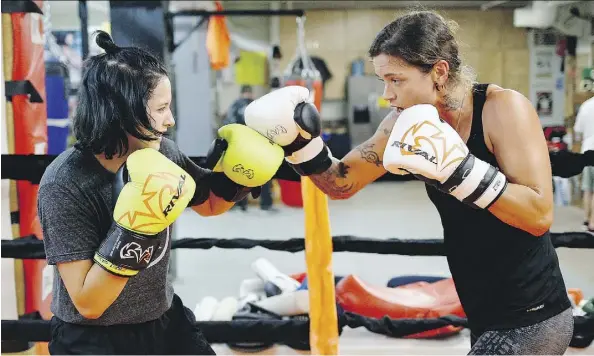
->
[289,114,395,200]
[308,139,392,200]
[191,191,235,216]
[64,261,129,319]
[488,183,553,236]
[307,158,360,200]
[207,193,235,215]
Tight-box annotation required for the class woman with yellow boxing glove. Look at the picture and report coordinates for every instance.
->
[38,31,283,355]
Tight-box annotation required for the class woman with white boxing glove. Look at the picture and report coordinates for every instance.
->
[244,10,573,356]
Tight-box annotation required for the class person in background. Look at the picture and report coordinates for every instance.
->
[573,96,594,232]
[223,85,254,126]
[55,32,83,88]
[224,85,277,212]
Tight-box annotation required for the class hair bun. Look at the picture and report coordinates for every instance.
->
[94,30,119,54]
[445,19,460,35]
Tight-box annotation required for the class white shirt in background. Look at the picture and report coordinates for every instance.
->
[573,97,594,153]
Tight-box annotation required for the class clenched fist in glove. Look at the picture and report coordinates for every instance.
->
[383,105,508,209]
[94,149,196,277]
[244,86,333,176]
[205,124,285,202]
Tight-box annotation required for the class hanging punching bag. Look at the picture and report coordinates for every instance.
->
[3,1,49,354]
[285,75,323,110]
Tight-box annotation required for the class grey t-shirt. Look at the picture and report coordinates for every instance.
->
[38,138,207,326]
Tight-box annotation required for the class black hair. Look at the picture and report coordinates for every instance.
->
[73,30,168,159]
[54,32,74,46]
[240,85,253,94]
[368,10,475,94]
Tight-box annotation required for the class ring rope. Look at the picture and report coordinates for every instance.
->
[2,232,593,260]
[2,149,594,183]
[0,313,470,343]
[2,312,593,348]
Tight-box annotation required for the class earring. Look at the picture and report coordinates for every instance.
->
[435,83,440,92]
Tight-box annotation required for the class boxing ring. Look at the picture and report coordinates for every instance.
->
[2,156,594,354]
[2,2,594,354]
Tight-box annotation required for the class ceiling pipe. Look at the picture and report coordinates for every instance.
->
[480,0,511,11]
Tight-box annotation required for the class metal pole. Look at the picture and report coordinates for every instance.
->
[167,9,304,18]
[163,1,175,54]
[78,0,89,60]
[480,1,510,11]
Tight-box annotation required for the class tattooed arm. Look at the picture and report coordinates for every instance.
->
[308,111,400,199]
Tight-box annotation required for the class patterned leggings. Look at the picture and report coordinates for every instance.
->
[468,308,574,355]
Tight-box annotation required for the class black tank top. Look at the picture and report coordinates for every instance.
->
[425,84,570,333]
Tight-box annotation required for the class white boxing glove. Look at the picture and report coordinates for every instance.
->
[383,104,508,209]
[244,86,334,176]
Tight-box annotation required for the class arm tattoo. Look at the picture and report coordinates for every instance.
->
[309,160,355,199]
[308,127,390,199]
[356,143,382,167]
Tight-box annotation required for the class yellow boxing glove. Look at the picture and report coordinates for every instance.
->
[94,148,196,277]
[114,148,196,234]
[205,124,284,202]
[215,124,284,186]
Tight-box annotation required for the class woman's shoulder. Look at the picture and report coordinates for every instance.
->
[483,83,531,101]
[39,146,112,207]
[483,85,535,124]
[481,84,541,141]
[158,136,185,166]
[40,147,88,188]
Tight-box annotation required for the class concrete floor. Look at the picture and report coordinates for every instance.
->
[172,180,594,355]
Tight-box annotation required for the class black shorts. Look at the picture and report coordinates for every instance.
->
[48,294,215,355]
[469,307,574,355]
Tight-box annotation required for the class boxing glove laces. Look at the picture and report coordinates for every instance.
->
[383,104,508,209]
